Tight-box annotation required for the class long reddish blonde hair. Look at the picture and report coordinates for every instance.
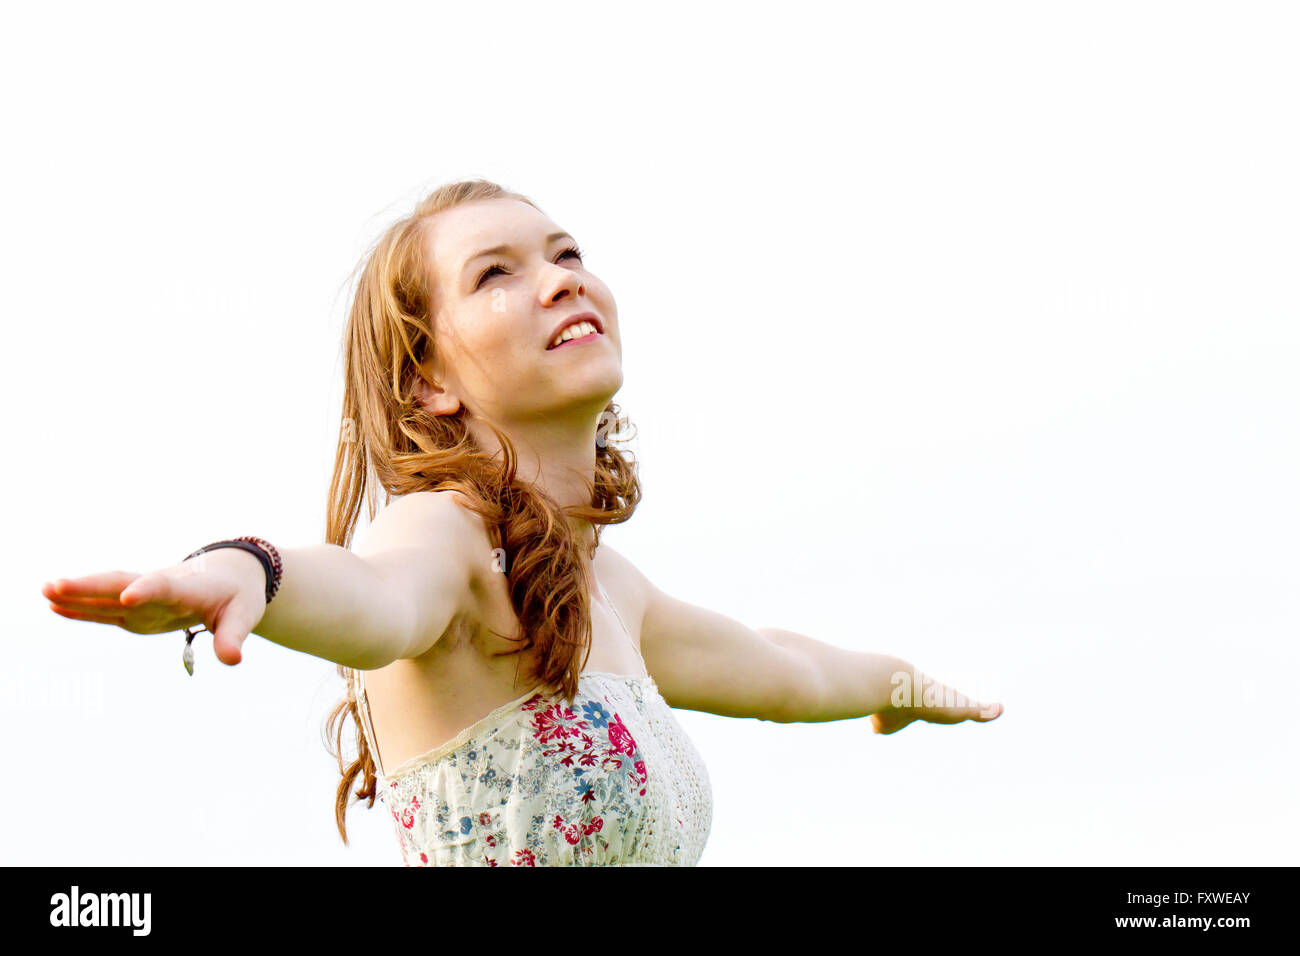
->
[320,178,641,844]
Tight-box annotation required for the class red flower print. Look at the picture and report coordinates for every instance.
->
[478,811,492,827]
[486,834,496,847]
[606,714,638,756]
[420,852,428,864]
[551,814,582,845]
[512,848,537,866]
[531,702,589,744]
[581,817,604,836]
[396,793,421,829]
[485,855,497,867]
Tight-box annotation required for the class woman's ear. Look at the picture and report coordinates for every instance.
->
[413,363,461,417]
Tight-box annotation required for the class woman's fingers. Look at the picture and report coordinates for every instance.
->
[926,700,1005,725]
[44,574,179,617]
[46,595,130,614]
[870,699,1005,734]
[951,700,1003,722]
[48,604,127,626]
[870,709,918,735]
[47,602,128,621]
[210,598,259,667]
[119,572,172,606]
[211,628,244,666]
[44,571,206,634]
[43,571,141,600]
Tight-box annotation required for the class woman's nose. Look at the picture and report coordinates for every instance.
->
[544,266,584,303]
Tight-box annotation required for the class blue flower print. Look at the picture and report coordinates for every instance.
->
[575,780,595,801]
[581,700,611,728]
[459,816,473,835]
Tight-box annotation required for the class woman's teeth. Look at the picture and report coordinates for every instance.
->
[550,320,598,348]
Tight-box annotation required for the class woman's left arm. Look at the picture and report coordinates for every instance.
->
[757,627,1003,732]
[613,550,1002,730]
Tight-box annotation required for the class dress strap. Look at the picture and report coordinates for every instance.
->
[350,669,388,780]
[594,575,650,679]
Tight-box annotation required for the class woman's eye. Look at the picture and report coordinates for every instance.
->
[475,264,507,288]
[475,246,585,290]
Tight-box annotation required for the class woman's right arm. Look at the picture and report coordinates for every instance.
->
[260,489,487,669]
[42,490,486,672]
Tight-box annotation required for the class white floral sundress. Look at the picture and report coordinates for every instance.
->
[349,577,713,866]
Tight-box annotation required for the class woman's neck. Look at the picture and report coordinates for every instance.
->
[469,406,603,531]
[467,411,603,561]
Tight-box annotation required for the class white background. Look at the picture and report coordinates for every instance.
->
[2,1,1296,866]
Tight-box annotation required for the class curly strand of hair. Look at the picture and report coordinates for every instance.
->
[323,664,379,845]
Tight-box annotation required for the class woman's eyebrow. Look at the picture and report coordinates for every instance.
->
[461,231,574,276]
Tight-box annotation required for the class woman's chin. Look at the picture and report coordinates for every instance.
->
[556,362,623,397]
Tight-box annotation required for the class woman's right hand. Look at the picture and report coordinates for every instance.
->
[41,548,269,666]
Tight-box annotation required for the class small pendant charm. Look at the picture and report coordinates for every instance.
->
[182,627,200,676]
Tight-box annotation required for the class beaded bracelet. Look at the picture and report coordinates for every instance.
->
[183,536,283,604]
[178,536,283,675]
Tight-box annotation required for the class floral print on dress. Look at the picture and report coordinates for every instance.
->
[369,673,712,867]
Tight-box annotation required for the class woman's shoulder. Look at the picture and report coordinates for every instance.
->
[378,488,487,537]
[361,489,497,588]
[391,487,479,520]
[594,540,653,626]
[357,490,502,661]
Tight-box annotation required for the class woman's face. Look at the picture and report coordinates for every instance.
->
[417,197,622,427]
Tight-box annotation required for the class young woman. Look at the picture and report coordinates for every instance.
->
[40,178,1003,866]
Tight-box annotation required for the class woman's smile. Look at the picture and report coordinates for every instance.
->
[547,328,602,351]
